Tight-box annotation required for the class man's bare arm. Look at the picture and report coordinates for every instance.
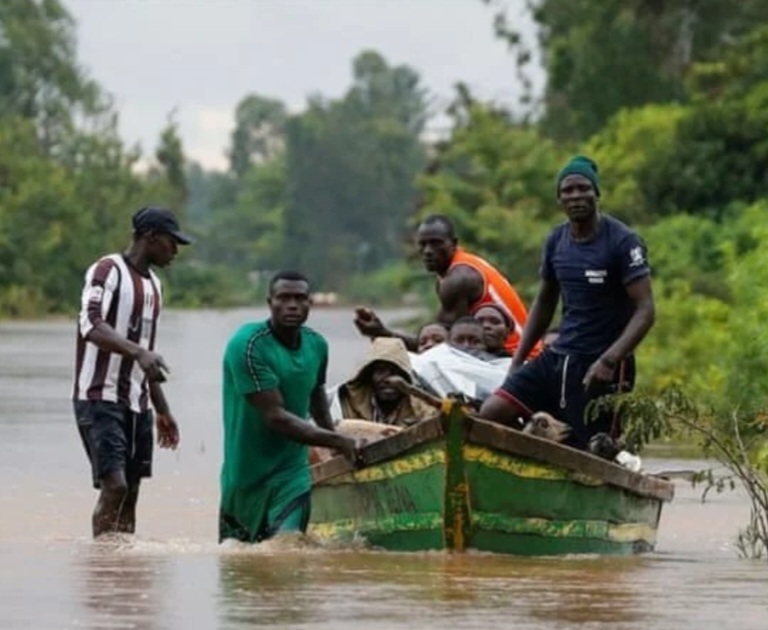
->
[435,265,484,326]
[86,323,168,382]
[510,278,560,369]
[149,380,170,415]
[353,307,420,351]
[600,276,655,365]
[353,266,483,350]
[247,389,353,455]
[582,276,655,392]
[149,381,179,449]
[86,322,144,360]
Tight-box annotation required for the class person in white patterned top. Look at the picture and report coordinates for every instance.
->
[73,206,192,537]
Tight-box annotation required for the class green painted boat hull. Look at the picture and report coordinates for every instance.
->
[310,402,673,556]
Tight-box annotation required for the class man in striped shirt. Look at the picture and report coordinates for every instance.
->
[73,206,192,537]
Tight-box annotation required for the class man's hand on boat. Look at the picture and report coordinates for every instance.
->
[333,434,366,466]
[353,307,388,338]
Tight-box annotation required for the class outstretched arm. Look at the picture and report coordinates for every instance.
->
[247,389,356,460]
[353,307,420,351]
[352,266,483,350]
[228,332,357,462]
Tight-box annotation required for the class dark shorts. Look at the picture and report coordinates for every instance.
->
[74,400,154,489]
[496,348,635,448]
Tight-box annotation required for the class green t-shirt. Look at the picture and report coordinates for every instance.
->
[219,320,328,540]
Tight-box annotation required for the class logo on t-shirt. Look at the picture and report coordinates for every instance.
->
[584,269,607,284]
[629,246,646,268]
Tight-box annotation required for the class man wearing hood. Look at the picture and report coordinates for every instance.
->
[337,338,433,426]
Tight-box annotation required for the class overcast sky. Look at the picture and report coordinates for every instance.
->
[66,0,542,171]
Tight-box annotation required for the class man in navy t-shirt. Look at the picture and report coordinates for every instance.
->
[479,156,656,448]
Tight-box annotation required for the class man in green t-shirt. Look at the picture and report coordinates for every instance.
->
[219,270,359,543]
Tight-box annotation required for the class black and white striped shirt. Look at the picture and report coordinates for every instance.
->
[73,254,163,412]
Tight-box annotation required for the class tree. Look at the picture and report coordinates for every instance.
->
[640,25,768,220]
[201,155,287,272]
[0,0,106,152]
[0,3,213,315]
[282,51,428,289]
[584,103,685,224]
[346,50,430,135]
[486,0,768,140]
[153,112,188,210]
[0,117,79,314]
[228,94,287,179]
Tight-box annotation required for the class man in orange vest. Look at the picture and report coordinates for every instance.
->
[354,214,540,358]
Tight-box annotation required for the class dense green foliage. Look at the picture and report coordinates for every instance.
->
[186,50,428,293]
[488,0,768,140]
[4,0,768,408]
[0,0,194,314]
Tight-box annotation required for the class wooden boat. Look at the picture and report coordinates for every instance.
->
[309,399,674,555]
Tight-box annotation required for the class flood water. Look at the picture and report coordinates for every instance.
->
[0,308,766,630]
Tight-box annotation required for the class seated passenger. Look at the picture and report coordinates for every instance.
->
[417,322,449,353]
[474,305,512,358]
[337,337,434,426]
[447,316,486,353]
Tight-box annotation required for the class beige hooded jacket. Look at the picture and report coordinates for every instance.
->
[337,337,434,426]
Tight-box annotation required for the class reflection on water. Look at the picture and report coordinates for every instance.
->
[219,552,317,627]
[1,310,767,630]
[74,543,170,630]
[213,548,768,630]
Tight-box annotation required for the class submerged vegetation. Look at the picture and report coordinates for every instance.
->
[607,387,768,559]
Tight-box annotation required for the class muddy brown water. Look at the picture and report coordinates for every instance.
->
[0,309,765,630]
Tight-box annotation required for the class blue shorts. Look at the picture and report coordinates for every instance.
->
[74,400,154,489]
[495,348,635,448]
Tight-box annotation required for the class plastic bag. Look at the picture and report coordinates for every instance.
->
[408,343,510,401]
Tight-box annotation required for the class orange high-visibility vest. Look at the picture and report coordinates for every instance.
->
[446,248,541,358]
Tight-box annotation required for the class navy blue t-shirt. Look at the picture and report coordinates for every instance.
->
[541,214,650,357]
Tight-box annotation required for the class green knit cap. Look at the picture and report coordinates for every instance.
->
[556,155,600,197]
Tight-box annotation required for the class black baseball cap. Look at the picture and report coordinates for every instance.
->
[132,206,194,245]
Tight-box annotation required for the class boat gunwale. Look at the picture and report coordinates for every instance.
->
[467,418,675,501]
[311,409,674,502]
[311,416,445,482]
